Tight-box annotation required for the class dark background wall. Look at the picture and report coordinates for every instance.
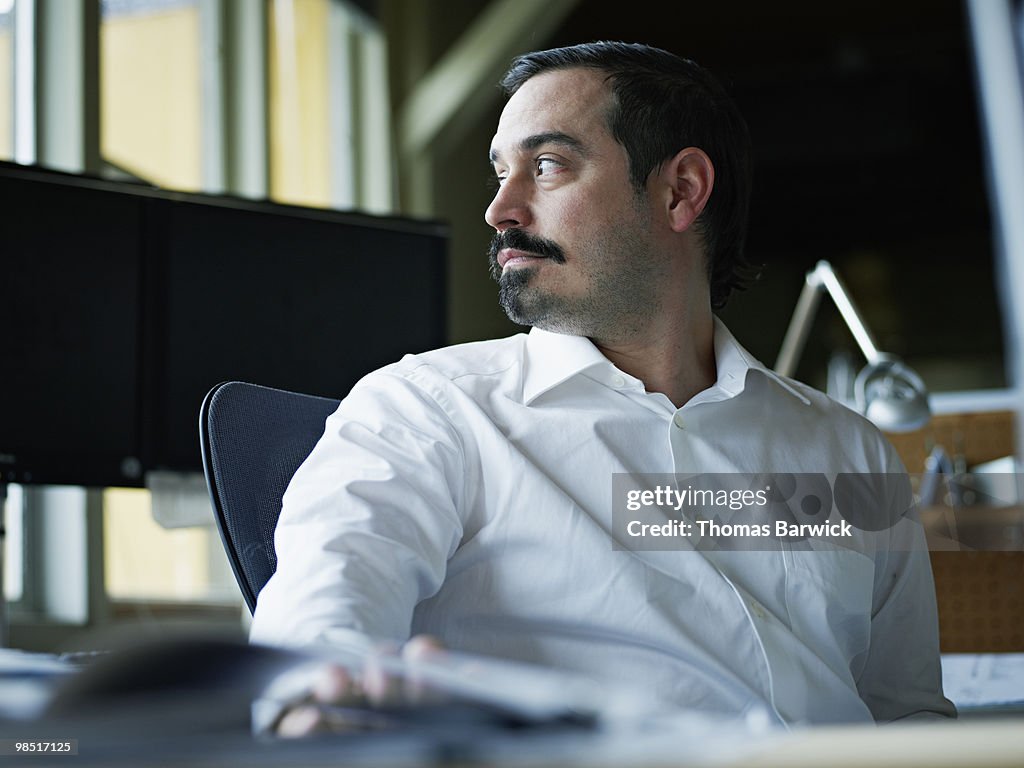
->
[417,0,1003,394]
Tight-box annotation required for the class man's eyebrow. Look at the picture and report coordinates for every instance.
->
[489,131,590,164]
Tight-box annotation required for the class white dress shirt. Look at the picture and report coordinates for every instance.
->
[250,319,954,725]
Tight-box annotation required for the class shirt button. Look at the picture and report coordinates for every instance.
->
[750,601,766,620]
[673,412,685,429]
[610,374,626,389]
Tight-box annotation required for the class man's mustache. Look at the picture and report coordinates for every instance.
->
[487,229,567,268]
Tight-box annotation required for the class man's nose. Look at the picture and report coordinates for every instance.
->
[484,176,532,231]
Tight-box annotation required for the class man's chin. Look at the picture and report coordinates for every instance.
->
[498,286,581,335]
[498,293,536,328]
[498,275,542,327]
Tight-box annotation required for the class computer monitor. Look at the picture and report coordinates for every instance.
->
[0,161,448,487]
[0,164,149,487]
[147,195,448,473]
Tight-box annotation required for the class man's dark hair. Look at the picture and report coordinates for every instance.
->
[500,41,754,310]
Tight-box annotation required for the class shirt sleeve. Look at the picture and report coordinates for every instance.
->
[853,456,958,721]
[249,365,466,652]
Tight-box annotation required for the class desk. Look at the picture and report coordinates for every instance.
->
[1,640,1022,767]
[2,715,1022,767]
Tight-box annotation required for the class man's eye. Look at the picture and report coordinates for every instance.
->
[535,157,561,175]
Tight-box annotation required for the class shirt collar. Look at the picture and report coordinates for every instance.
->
[523,319,810,407]
[710,317,811,405]
[523,327,612,404]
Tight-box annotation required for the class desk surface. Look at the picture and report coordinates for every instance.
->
[1,643,1022,767]
[730,718,1024,768]
[1,716,1020,768]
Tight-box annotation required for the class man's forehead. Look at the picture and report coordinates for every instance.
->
[490,68,612,158]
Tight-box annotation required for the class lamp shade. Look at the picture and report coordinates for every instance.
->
[855,357,931,433]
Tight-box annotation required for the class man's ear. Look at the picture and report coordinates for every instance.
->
[657,147,714,233]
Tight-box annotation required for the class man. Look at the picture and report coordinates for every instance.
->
[251,41,954,727]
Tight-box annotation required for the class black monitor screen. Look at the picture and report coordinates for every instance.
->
[0,162,448,487]
[150,197,447,472]
[0,170,146,487]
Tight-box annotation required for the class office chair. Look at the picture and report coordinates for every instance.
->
[200,381,340,613]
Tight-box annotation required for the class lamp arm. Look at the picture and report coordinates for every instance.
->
[773,260,882,377]
[814,262,882,364]
[774,276,825,377]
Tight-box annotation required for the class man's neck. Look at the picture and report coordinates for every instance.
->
[593,310,717,410]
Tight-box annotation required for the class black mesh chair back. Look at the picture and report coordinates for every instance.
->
[200,381,340,613]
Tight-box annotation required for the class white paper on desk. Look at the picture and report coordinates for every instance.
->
[0,648,75,676]
[0,648,76,720]
[940,653,1024,707]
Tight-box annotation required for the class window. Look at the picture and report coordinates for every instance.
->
[0,0,12,160]
[100,0,202,189]
[268,0,331,206]
[268,0,393,211]
[103,488,238,603]
[3,484,23,603]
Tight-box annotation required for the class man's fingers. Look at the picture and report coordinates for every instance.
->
[361,636,447,705]
[311,663,360,704]
[363,651,403,705]
[272,637,449,736]
[269,663,362,738]
[402,634,445,661]
[276,703,326,739]
[402,634,447,704]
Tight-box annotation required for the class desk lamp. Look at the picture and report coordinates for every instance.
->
[773,260,931,433]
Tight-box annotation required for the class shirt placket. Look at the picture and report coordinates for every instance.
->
[665,401,786,725]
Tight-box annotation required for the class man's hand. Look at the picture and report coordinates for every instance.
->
[275,635,446,738]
